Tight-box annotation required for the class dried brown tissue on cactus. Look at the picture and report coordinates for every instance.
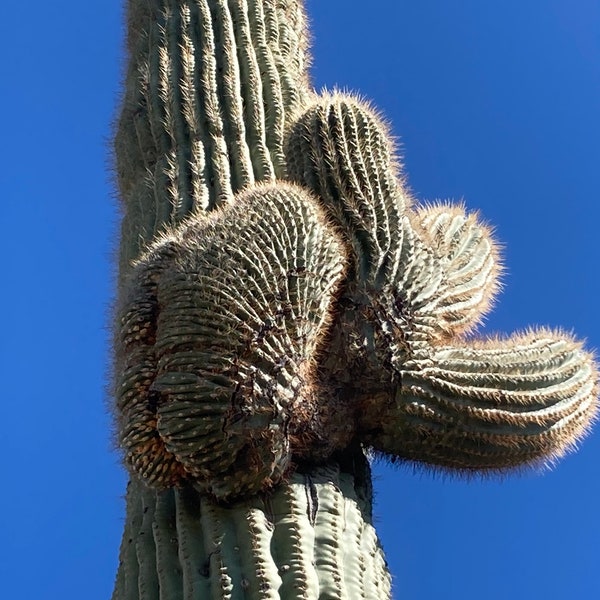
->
[110,0,598,598]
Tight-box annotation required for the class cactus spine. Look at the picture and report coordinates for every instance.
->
[284,94,597,472]
[115,0,310,272]
[112,1,598,598]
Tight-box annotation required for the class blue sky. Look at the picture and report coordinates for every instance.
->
[2,1,598,598]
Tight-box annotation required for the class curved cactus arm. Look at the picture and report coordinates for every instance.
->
[284,94,449,343]
[283,90,599,474]
[115,181,352,500]
[360,329,598,471]
[116,0,311,273]
[285,93,408,285]
[112,460,391,600]
[285,94,505,343]
[414,203,503,339]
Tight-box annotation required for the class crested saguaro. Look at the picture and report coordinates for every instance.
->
[111,1,598,598]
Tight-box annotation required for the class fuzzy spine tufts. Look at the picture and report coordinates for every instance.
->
[283,92,599,473]
[115,182,351,500]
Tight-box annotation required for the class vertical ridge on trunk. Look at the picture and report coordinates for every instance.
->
[112,462,391,599]
[115,0,310,272]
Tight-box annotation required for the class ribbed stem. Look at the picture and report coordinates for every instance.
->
[112,459,391,600]
[113,1,598,598]
[115,0,310,273]
[361,330,598,471]
[415,203,502,339]
[285,94,406,286]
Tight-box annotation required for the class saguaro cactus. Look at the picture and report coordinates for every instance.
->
[112,1,598,598]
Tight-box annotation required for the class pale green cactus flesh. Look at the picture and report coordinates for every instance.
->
[112,459,391,600]
[112,1,598,598]
[115,0,310,273]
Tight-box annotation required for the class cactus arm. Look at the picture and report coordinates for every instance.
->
[284,95,502,340]
[284,93,598,471]
[414,203,502,339]
[360,330,597,470]
[285,93,406,285]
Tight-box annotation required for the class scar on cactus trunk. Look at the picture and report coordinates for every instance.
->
[111,1,598,598]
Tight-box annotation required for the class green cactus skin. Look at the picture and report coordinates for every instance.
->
[112,458,390,600]
[284,94,598,473]
[115,0,310,273]
[116,182,352,499]
[283,94,500,332]
[112,1,598,598]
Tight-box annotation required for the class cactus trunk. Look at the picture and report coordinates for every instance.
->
[115,0,310,273]
[112,0,391,597]
[112,456,391,599]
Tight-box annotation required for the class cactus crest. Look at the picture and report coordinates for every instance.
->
[115,182,352,500]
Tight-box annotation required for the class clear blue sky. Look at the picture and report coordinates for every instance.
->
[2,1,598,598]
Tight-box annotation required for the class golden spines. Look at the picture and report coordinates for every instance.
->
[115,0,311,272]
[415,203,502,339]
[283,90,598,474]
[361,329,598,471]
[284,94,504,342]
